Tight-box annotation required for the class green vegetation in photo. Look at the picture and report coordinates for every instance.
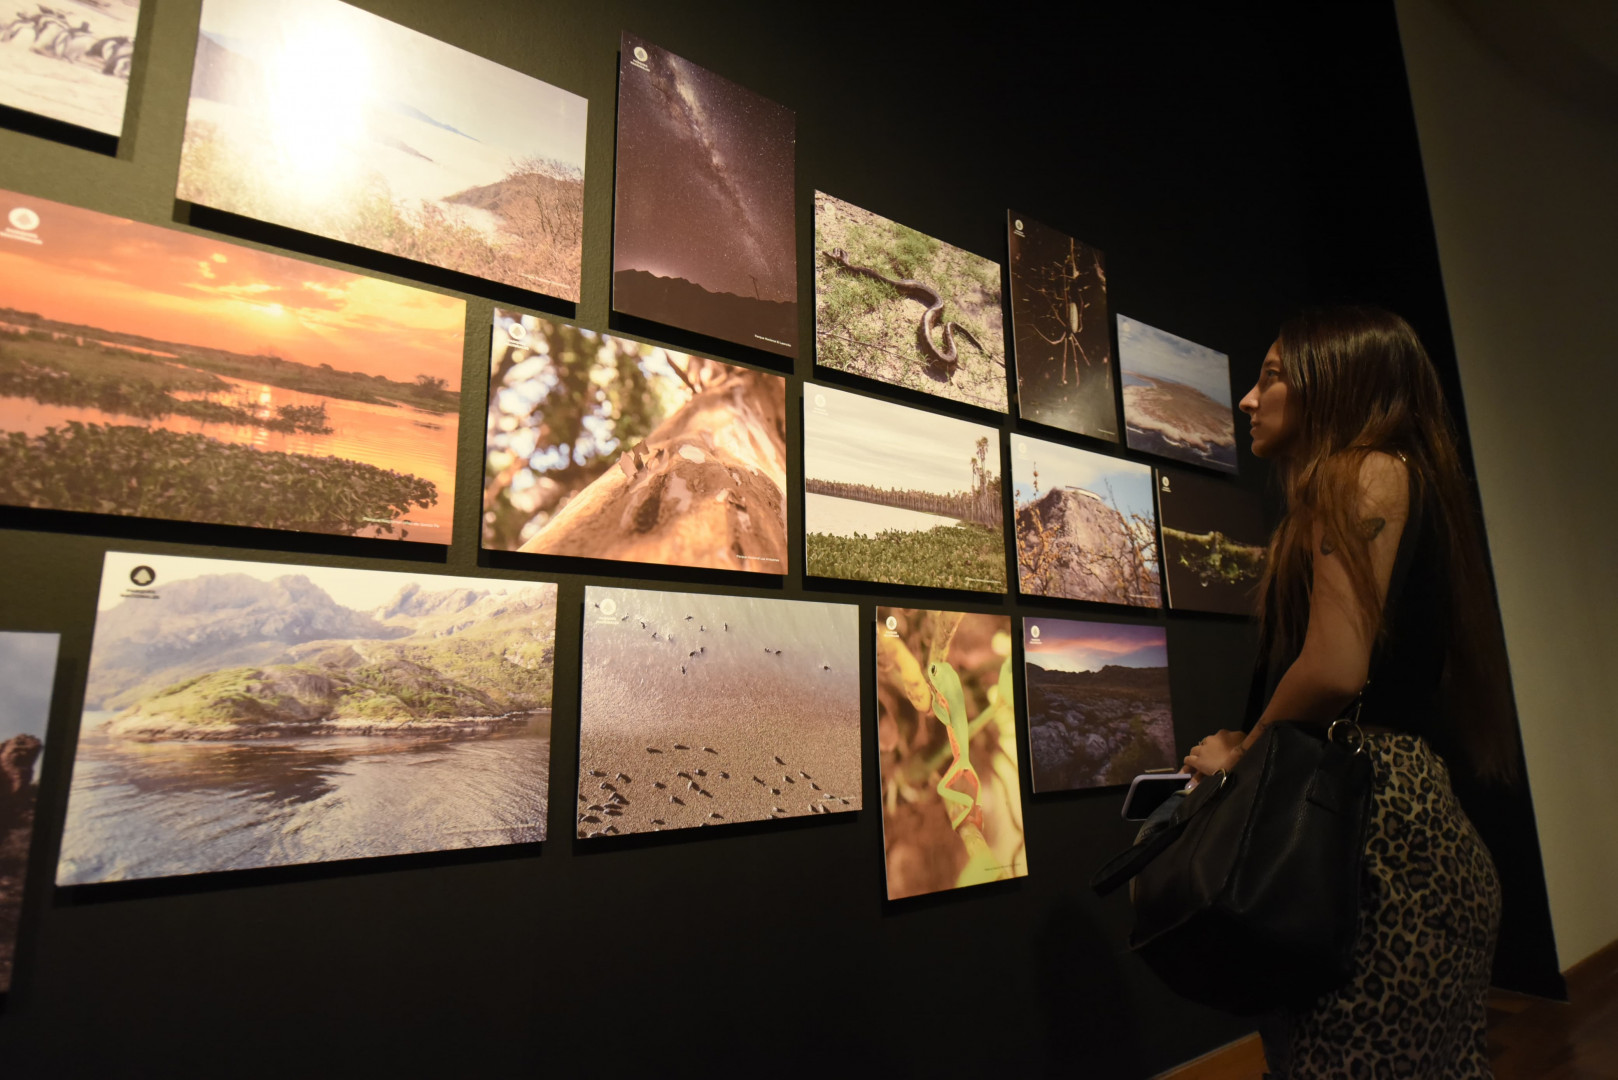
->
[1163,527,1266,588]
[0,423,437,537]
[806,525,1006,591]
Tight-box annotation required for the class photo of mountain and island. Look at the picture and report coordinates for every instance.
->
[0,630,57,991]
[1023,617,1175,791]
[876,607,1024,899]
[814,192,1006,413]
[804,383,1004,592]
[1008,212,1118,441]
[1156,466,1268,615]
[1013,435,1161,607]
[0,0,139,136]
[613,33,796,358]
[483,310,788,573]
[177,0,589,301]
[0,189,465,541]
[1117,315,1237,474]
[56,553,557,884]
[577,586,860,838]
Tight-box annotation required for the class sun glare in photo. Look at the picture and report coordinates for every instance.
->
[263,13,374,199]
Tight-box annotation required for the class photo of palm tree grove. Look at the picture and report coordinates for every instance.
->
[177,0,588,301]
[0,188,465,542]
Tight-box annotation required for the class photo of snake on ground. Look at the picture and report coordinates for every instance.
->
[813,192,1007,413]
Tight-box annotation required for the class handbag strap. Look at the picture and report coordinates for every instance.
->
[1090,811,1190,896]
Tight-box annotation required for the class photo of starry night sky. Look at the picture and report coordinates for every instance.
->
[612,33,798,358]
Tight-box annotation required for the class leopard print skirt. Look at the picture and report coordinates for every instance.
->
[1269,734,1502,1079]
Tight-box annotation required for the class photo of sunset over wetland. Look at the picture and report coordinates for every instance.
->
[57,553,557,884]
[484,310,788,573]
[0,190,465,541]
[613,33,797,358]
[177,0,588,300]
[803,383,1005,592]
[1117,315,1237,474]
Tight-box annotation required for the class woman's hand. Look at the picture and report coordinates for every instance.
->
[1184,730,1246,777]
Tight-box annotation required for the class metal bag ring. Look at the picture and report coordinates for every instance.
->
[1327,718,1367,754]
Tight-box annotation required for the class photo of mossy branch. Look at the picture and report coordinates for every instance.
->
[0,188,465,541]
[1155,466,1268,615]
[483,310,788,572]
[177,0,588,301]
[814,192,1006,413]
[876,607,1025,900]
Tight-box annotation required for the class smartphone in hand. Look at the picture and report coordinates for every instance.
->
[1121,770,1193,821]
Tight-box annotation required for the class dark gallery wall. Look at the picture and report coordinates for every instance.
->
[0,1,1562,1076]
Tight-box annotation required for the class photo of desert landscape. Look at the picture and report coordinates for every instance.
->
[804,383,1004,592]
[0,0,138,136]
[0,189,464,541]
[1156,466,1267,615]
[613,33,796,358]
[814,192,1006,413]
[1117,315,1237,473]
[177,0,588,300]
[1008,212,1117,441]
[56,552,557,884]
[576,586,860,839]
[0,630,57,991]
[1023,617,1175,791]
[876,607,1024,899]
[1013,435,1161,608]
[484,310,788,573]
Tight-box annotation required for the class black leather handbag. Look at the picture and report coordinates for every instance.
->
[1090,715,1375,1016]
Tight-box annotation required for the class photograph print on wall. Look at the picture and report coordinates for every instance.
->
[1012,435,1161,608]
[56,553,557,884]
[0,0,139,137]
[577,586,860,838]
[484,310,788,573]
[177,0,589,301]
[613,33,797,358]
[804,383,1005,593]
[1117,315,1237,473]
[1156,466,1268,616]
[1007,212,1118,441]
[1023,617,1175,792]
[876,606,1025,900]
[814,192,1006,413]
[0,630,58,991]
[0,189,465,542]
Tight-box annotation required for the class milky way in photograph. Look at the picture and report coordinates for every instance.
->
[613,33,795,303]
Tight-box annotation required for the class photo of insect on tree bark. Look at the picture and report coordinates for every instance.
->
[876,607,1025,900]
[814,192,1006,413]
[0,188,465,541]
[483,310,788,573]
[1007,212,1118,442]
[1013,435,1162,607]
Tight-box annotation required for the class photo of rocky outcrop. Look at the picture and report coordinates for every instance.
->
[577,587,860,838]
[1117,316,1237,474]
[613,33,796,357]
[1012,435,1161,607]
[1007,212,1118,441]
[814,192,1006,413]
[1022,618,1175,791]
[177,0,588,300]
[876,607,1024,899]
[483,310,788,573]
[0,630,58,991]
[57,553,556,885]
[1156,466,1268,615]
[0,0,139,136]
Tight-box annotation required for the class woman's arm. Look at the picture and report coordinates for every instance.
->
[1184,452,1410,776]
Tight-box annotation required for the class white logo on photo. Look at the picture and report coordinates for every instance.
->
[8,207,39,233]
[1160,476,1171,490]
[1029,624,1040,639]
[600,597,617,616]
[884,616,897,631]
[633,45,648,62]
[507,321,528,341]
[1014,219,1024,231]
[813,393,826,409]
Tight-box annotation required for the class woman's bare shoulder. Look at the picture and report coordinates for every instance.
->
[1356,450,1410,525]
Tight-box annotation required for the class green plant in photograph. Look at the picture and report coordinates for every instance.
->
[805,525,1006,591]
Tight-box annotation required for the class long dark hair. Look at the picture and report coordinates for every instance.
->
[1255,306,1520,784]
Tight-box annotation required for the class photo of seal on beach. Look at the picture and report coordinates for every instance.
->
[1116,315,1237,474]
[56,552,557,884]
[576,586,860,839]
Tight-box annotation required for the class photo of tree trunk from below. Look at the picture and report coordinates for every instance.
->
[0,631,57,993]
[483,311,788,574]
[876,608,1026,900]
